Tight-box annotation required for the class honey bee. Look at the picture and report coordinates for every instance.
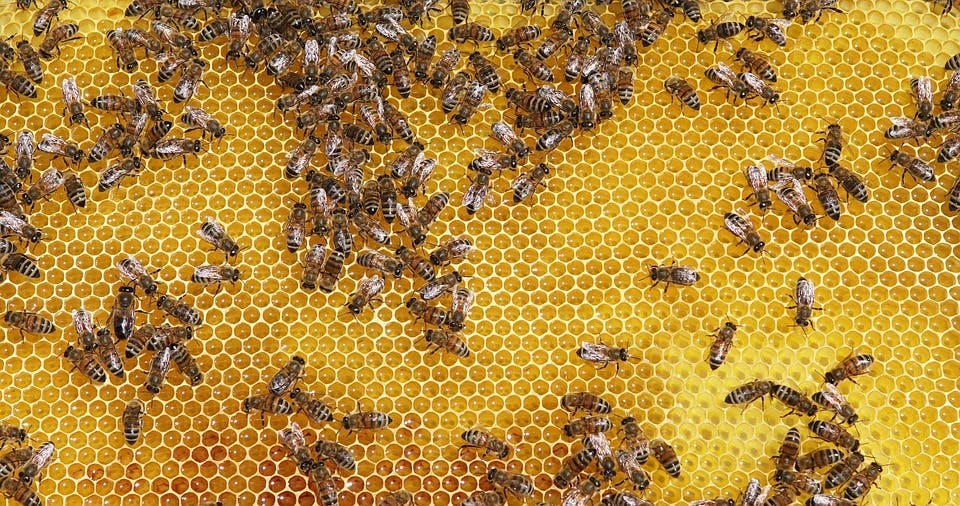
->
[13,133,34,181]
[226,12,252,64]
[563,416,613,438]
[284,203,308,253]
[740,72,781,106]
[0,424,28,449]
[381,101,415,145]
[88,94,139,115]
[424,48,460,89]
[33,0,66,35]
[170,342,202,386]
[824,451,864,489]
[342,402,392,431]
[807,173,841,221]
[554,448,596,487]
[468,149,515,174]
[38,22,79,60]
[506,87,550,113]
[812,384,858,425]
[724,380,774,408]
[122,399,144,445]
[806,495,857,506]
[576,341,638,374]
[461,490,506,506]
[139,120,172,153]
[743,165,773,213]
[288,388,335,423]
[285,136,321,180]
[514,48,554,82]
[0,211,40,243]
[97,157,141,192]
[173,59,206,104]
[487,468,534,497]
[600,492,654,506]
[360,181,381,217]
[650,438,681,477]
[774,427,801,474]
[842,462,881,500]
[560,476,601,506]
[798,0,844,24]
[63,345,107,383]
[704,321,737,370]
[949,174,960,212]
[387,49,411,98]
[0,253,39,281]
[619,415,650,463]
[410,35,437,81]
[939,135,960,163]
[0,447,34,479]
[511,163,551,203]
[4,309,55,338]
[181,106,225,140]
[156,294,203,326]
[419,270,461,301]
[0,68,37,99]
[705,63,751,102]
[318,248,345,293]
[745,16,790,46]
[329,209,353,256]
[827,165,869,203]
[889,149,935,183]
[795,448,845,472]
[445,286,473,332]
[86,123,123,163]
[297,243,325,289]
[788,276,822,330]
[396,246,435,281]
[776,181,817,227]
[124,28,163,56]
[904,76,935,122]
[145,324,193,352]
[38,133,83,164]
[279,422,313,472]
[96,328,124,379]
[884,116,926,142]
[615,448,650,490]
[109,285,137,341]
[497,25,540,52]
[452,80,486,126]
[191,264,241,293]
[775,469,823,495]
[638,7,672,47]
[244,32,283,70]
[940,71,960,111]
[646,262,701,292]
[423,329,470,357]
[20,168,62,210]
[346,275,384,315]
[406,297,447,326]
[697,16,745,51]
[117,256,159,296]
[559,36,591,82]
[242,393,292,422]
[2,472,43,506]
[357,249,403,279]
[734,48,777,83]
[198,218,240,260]
[406,191,447,245]
[357,104,392,145]
[824,353,874,385]
[267,356,305,396]
[448,22,494,44]
[617,68,635,106]
[314,439,355,472]
[460,429,510,458]
[60,77,86,127]
[351,211,391,247]
[723,208,766,256]
[490,122,530,160]
[741,479,769,506]
[770,384,818,416]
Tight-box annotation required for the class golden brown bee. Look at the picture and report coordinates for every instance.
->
[315,439,355,471]
[173,59,206,104]
[647,262,700,292]
[827,165,869,203]
[889,149,935,183]
[949,174,960,212]
[724,208,766,256]
[191,264,241,293]
[343,123,375,146]
[60,78,86,127]
[497,25,540,52]
[824,353,874,385]
[453,80,486,126]
[97,157,141,192]
[145,324,194,353]
[86,123,124,163]
[379,491,413,506]
[33,0,66,35]
[809,173,841,221]
[284,202,308,253]
[2,470,43,505]
[617,67,635,106]
[156,294,203,325]
[884,116,926,142]
[300,244,326,291]
[842,462,881,500]
[745,16,790,46]
[615,448,650,490]
[423,329,470,357]
[706,321,737,370]
[0,424,28,450]
[419,270,461,301]
[650,438,681,477]
[907,76,934,121]
[38,132,83,164]
[460,429,511,459]
[388,48,411,98]
[307,460,339,506]
[341,402,392,431]
[396,246,434,281]
[535,27,572,63]
[0,447,34,479]
[460,490,506,506]
[550,0,585,29]
[289,388,334,423]
[705,62,751,101]
[411,35,437,81]
[824,451,864,489]
[939,134,960,164]
[578,10,613,43]
[774,427,801,474]
[64,345,107,383]
[428,48,461,89]
[346,274,384,315]
[139,120,172,153]
[268,356,305,396]
[799,0,843,24]
[88,94,139,115]
[226,12,252,64]
[724,380,774,408]
[771,384,818,416]
[744,165,773,212]
[812,383,859,424]
[563,416,613,437]
[150,19,191,48]
[279,422,312,471]
[96,328,124,379]
[740,72,782,106]
[788,277,822,330]
[357,249,403,279]
[735,48,778,82]
[109,285,137,341]
[4,310,55,338]
[266,39,303,77]
[244,33,283,70]
[448,22,494,43]
[125,324,154,359]
[382,101,415,144]
[1,253,43,282]
[619,415,650,464]
[21,168,63,210]
[514,48,554,82]
[406,297,447,326]
[576,341,638,374]
[795,448,845,472]
[181,106,225,140]
[640,7,674,47]
[941,71,960,111]
[554,448,595,487]
[198,16,229,42]
[487,468,534,497]
[445,286,473,332]
[38,22,79,59]
[775,469,822,495]
[122,399,144,445]
[511,163,550,204]
[144,346,173,394]
[697,16,744,51]
[776,179,817,227]
[0,68,37,99]
[360,180,380,217]
[243,393,292,423]
[198,218,240,260]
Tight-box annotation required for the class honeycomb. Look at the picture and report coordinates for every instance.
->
[0,0,957,504]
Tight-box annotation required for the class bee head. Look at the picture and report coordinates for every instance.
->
[753,241,765,253]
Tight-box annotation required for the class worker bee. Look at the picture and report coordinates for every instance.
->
[620,415,650,464]
[346,275,384,315]
[812,383,859,425]
[405,190,446,245]
[884,116,926,142]
[411,34,437,81]
[788,277,822,330]
[0,68,37,99]
[33,0,67,36]
[288,388,334,423]
[38,23,79,60]
[396,246,435,281]
[576,341,638,374]
[97,157,141,192]
[445,286,473,332]
[824,353,874,385]
[2,471,44,505]
[198,218,240,260]
[941,71,960,110]
[514,48,554,82]
[0,425,26,451]
[741,479,769,506]
[121,399,144,445]
[88,94,139,115]
[497,25,540,52]
[329,209,353,256]
[600,492,654,506]
[554,448,596,487]
[279,422,313,472]
[808,173,841,221]
[156,294,203,326]
[315,439,355,472]
[744,165,773,212]
[139,120,172,153]
[724,380,774,408]
[61,171,85,210]
[487,468,534,497]
[20,167,63,211]
[578,10,613,43]
[512,163,551,203]
[705,62,751,101]
[775,469,822,495]
[318,247,346,293]
[615,448,650,490]
[190,264,241,293]
[806,495,857,506]
[389,48,412,98]
[949,174,960,212]
[776,182,818,227]
[697,16,745,51]
[173,59,206,103]
[550,0,585,28]
[95,328,124,378]
[109,285,137,341]
[151,19,191,49]
[375,176,398,225]
[286,136,321,180]
[419,270,461,301]
[842,462,881,500]
[461,490,506,506]
[284,203,308,253]
[356,249,403,279]
[342,402,392,431]
[560,476,602,506]
[745,16,790,46]
[423,328,470,357]
[824,451,864,489]
[0,446,34,480]
[86,123,124,163]
[448,22,494,44]
[13,133,33,182]
[225,12,252,64]
[650,438,681,477]
[735,48,777,82]
[640,7,673,47]
[562,416,612,438]
[889,149,935,183]
[350,211,391,247]
[268,356,305,396]
[795,448,845,472]
[63,345,106,383]
[646,262,700,292]
[452,80,486,126]
[117,256,160,296]
[828,165,869,203]
[60,78,87,127]
[360,180,381,217]
[770,384,818,416]
[181,106,225,140]
[491,122,530,160]
[299,244,326,290]
[706,321,737,370]
[561,36,591,82]
[38,133,83,164]
[908,76,934,121]
[381,101,415,145]
[774,427,801,473]
[740,72,781,106]
[723,208,766,256]
[266,39,303,77]
[105,29,139,71]
[798,0,844,24]
[145,324,193,352]
[243,32,283,70]
[617,68,635,106]
[243,393,292,422]
[406,297,447,326]
[0,211,40,243]
[939,134,960,163]
[4,309,55,338]
[425,48,460,89]
[0,253,39,281]
[505,87,550,114]
[460,429,510,458]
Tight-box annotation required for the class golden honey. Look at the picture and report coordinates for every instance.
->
[0,0,956,505]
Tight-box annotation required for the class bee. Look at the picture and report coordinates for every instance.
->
[244,32,283,70]
[770,384,818,416]
[318,248,345,293]
[745,16,790,46]
[468,149,515,174]
[640,8,674,47]
[788,276,822,330]
[452,80,486,126]
[0,68,37,99]
[123,28,163,56]
[487,468,534,497]
[778,469,825,495]
[267,356,305,396]
[225,12,253,64]
[514,48,554,82]
[283,202,308,253]
[145,324,193,352]
[905,76,935,122]
[423,328,470,357]
[242,394,292,422]
[300,244,326,291]
[705,62,751,101]
[198,16,229,41]
[4,310,55,338]
[884,116,926,142]
[650,438,681,477]
[115,112,145,156]
[842,463,881,500]
[646,262,700,292]
[811,384,858,425]
[663,76,700,111]
[0,424,27,449]
[939,135,960,164]
[346,275,384,315]
[460,491,505,506]
[741,479,769,506]
[824,353,874,385]
[285,136,321,180]
[156,294,203,325]
[139,120,173,153]
[824,451,864,489]
[697,16,745,51]
[425,48,460,89]
[38,133,83,164]
[357,249,403,279]
[418,270,460,301]
[497,25,540,52]
[0,447,34,479]
[889,149,935,183]
[406,297,447,326]
[329,209,353,256]
[109,286,137,341]
[0,211,40,243]
[740,72,781,106]
[288,388,334,423]
[505,87,550,114]
[563,416,613,438]
[806,495,857,506]
[940,71,960,111]
[97,157,141,192]
[827,165,869,203]
[382,101,415,144]
[491,122,530,161]
[39,23,80,60]
[615,448,650,490]
[760,485,798,506]
[560,37,592,83]
[360,180,380,217]
[511,163,551,205]
[198,218,240,260]
[551,0,585,28]
[342,402,392,431]
[578,10,613,43]
[723,208,766,256]
[774,427,801,474]
[776,182,818,227]
[315,439,355,472]
[342,123,375,146]
[949,174,960,212]
[307,461,339,506]
[389,48,411,98]
[173,58,206,103]
[799,0,844,24]
[600,492,654,506]
[460,429,510,458]
[619,415,650,463]
[445,286,474,332]
[121,399,145,446]
[396,246,435,281]
[0,252,39,281]
[724,380,774,408]
[96,328,124,379]
[191,264,241,293]
[63,345,106,383]
[617,68,635,105]
[411,35,437,81]
[279,422,313,472]
[21,168,63,210]
[576,341,638,374]
[59,78,87,128]
[676,0,702,21]
[357,104,391,145]
[407,191,448,245]
[562,476,602,506]
[2,472,43,506]
[88,94,139,115]
[351,210,391,246]
[86,123,124,163]
[554,448,596,487]
[116,257,160,297]
[705,321,737,370]
[13,133,33,182]
[735,48,778,82]
[448,22,495,44]
[181,107,225,140]
[744,165,773,212]
[33,0,66,36]
[795,448,845,472]
[266,39,303,78]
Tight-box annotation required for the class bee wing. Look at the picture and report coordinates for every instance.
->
[153,346,173,375]
[579,82,595,110]
[16,132,35,157]
[765,153,796,169]
[38,133,68,152]
[304,244,326,265]
[510,171,532,191]
[768,17,792,28]
[537,84,566,107]
[613,21,633,46]
[723,211,751,239]
[37,167,64,188]
[713,61,738,81]
[740,72,767,94]
[745,165,768,191]
[29,442,55,469]
[584,432,613,460]
[577,341,612,362]
[61,78,81,104]
[795,278,815,305]
[359,274,385,297]
[193,264,225,280]
[912,76,932,102]
[197,218,226,244]
[949,71,960,89]
[820,382,847,406]
[352,53,377,79]
[0,210,26,233]
[72,308,94,335]
[117,256,148,280]
[491,121,520,146]
[888,116,921,128]
[616,449,641,473]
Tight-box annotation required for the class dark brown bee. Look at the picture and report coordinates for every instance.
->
[647,262,700,292]
[0,424,28,449]
[460,430,510,458]
[244,33,283,70]
[21,168,63,210]
[266,39,302,77]
[300,244,325,291]
[198,17,229,42]
[462,53,500,95]
[824,354,874,385]
[38,23,80,59]
[617,68,635,105]
[406,297,447,326]
[363,36,393,78]
[346,274,384,315]
[88,94,139,115]
[824,451,864,489]
[447,0,470,23]
[706,62,751,101]
[908,76,934,121]
[60,78,87,127]
[139,120,172,153]
[828,165,869,203]
[551,0,585,29]
[448,22,494,44]
[724,380,774,408]
[423,328,470,357]
[788,277,822,330]
[578,10,613,43]
[497,25,540,52]
[156,294,203,325]
[97,157,141,192]
[284,202,308,253]
[94,327,124,379]
[181,106,225,140]
[554,448,596,487]
[411,35,437,81]
[33,0,66,36]
[810,172,841,221]
[191,264,241,293]
[318,248,345,293]
[123,28,163,56]
[285,136,321,180]
[650,438,681,477]
[515,110,565,131]
[697,17,744,51]
[342,402,392,431]
[576,341,638,375]
[173,59,206,103]
[16,40,43,84]
[563,416,612,437]
[145,324,194,353]
[63,345,106,383]
[382,100,415,144]
[776,182,817,227]
[378,491,413,506]
[0,211,40,243]
[515,48,554,82]
[315,439,355,471]
[724,208,766,256]
[307,461,339,506]
[225,12,253,64]
[744,165,773,212]
[407,191,448,246]
[418,271,460,304]
[762,157,812,182]
[396,246,434,281]
[735,48,778,82]
[561,392,612,414]
[429,238,472,267]
[109,285,137,341]
[740,72,782,106]
[4,310,55,337]
[842,462,881,500]
[487,468,534,497]
[949,174,960,212]
[795,448,845,472]
[151,19,191,48]
[941,71,960,110]
[5,441,43,481]
[799,0,844,24]
[775,469,822,495]
[169,342,202,385]
[0,39,12,63]
[452,80,486,126]
[806,495,857,506]
[360,180,380,217]
[939,134,960,163]
[0,447,35,479]
[329,208,353,256]
[426,48,460,89]
[343,123,375,146]
[122,399,144,445]
[358,104,392,145]
[889,149,935,183]
[389,48,411,98]
[72,308,96,351]
[288,388,334,423]
[775,427,801,474]
[678,0,702,21]
[513,163,552,202]
[771,384,818,416]
[616,448,651,490]
[706,322,737,370]
[198,218,239,260]
[268,356,305,396]
[745,16,790,46]
[2,470,43,505]
[87,123,124,163]
[358,249,403,278]
[640,7,673,47]
[783,0,801,17]
[0,68,36,98]
[884,116,926,142]
[242,393,292,422]
[0,183,20,218]
[620,0,650,32]
[536,27,572,62]
[506,87,550,113]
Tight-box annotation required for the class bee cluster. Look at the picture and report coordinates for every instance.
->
[0,426,54,506]
[719,354,879,506]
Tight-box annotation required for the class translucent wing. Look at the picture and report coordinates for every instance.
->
[16,132,35,158]
[358,274,385,297]
[491,121,521,147]
[745,165,767,191]
[72,308,94,335]
[61,78,80,104]
[0,210,28,235]
[193,264,225,281]
[712,61,738,82]
[767,17,792,28]
[280,422,306,451]
[578,341,613,362]
[117,256,148,281]
[795,278,815,305]
[304,244,326,265]
[740,72,767,95]
[197,218,226,245]
[38,133,69,153]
